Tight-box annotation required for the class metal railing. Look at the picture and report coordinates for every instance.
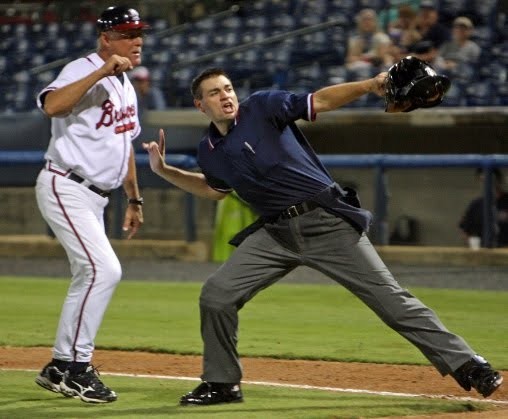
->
[2,151,508,247]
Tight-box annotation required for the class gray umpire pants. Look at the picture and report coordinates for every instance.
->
[199,207,475,383]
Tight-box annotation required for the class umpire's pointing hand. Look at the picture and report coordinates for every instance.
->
[142,128,166,175]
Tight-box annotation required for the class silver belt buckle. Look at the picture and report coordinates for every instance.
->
[286,205,299,218]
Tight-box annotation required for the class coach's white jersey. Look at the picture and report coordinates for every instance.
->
[37,52,141,191]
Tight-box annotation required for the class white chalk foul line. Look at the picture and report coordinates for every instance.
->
[4,368,507,405]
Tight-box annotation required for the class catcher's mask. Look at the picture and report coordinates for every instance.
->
[385,56,451,113]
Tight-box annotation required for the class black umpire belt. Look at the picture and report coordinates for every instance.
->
[67,173,111,197]
[280,201,320,219]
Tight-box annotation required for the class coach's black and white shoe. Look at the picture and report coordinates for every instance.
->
[180,381,243,406]
[452,355,503,398]
[35,362,66,394]
[59,365,117,403]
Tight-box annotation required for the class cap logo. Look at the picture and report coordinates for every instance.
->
[128,9,140,22]
[425,67,437,77]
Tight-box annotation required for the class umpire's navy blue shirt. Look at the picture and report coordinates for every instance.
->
[197,90,373,231]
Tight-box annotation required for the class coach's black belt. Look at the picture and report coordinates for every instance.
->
[67,173,111,197]
[280,201,320,219]
[46,161,111,198]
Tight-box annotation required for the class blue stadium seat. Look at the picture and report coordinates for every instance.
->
[328,0,359,21]
[240,30,266,45]
[269,14,296,31]
[438,0,471,24]
[244,15,268,30]
[298,14,325,27]
[448,62,477,84]
[497,82,508,106]
[471,25,495,50]
[441,80,466,106]
[0,55,7,74]
[186,32,210,51]
[219,15,242,30]
[470,0,497,26]
[325,65,348,85]
[151,18,169,32]
[478,60,506,85]
[465,80,494,106]
[211,29,239,48]
[160,32,187,53]
[357,0,387,12]
[294,0,328,22]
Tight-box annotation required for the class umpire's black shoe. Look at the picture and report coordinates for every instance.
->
[179,381,243,406]
[452,355,503,398]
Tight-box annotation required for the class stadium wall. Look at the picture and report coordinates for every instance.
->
[1,108,507,248]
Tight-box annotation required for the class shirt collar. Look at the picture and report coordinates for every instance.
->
[207,112,240,150]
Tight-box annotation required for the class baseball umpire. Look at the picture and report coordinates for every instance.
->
[143,65,502,405]
[34,6,148,403]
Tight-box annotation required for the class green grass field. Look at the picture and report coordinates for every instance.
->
[0,276,506,418]
[0,370,490,419]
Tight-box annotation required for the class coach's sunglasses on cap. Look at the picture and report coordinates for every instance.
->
[106,29,145,40]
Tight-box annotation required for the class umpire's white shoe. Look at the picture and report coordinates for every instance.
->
[60,365,117,403]
[35,363,65,394]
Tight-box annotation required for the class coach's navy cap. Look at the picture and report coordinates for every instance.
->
[96,6,150,32]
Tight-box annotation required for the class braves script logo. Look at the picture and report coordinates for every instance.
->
[96,99,136,134]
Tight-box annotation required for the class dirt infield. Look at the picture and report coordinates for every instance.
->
[1,347,506,418]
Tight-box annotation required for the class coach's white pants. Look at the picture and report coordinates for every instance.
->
[35,169,122,363]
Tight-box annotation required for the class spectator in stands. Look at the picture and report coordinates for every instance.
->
[412,0,450,50]
[438,17,481,71]
[129,66,167,119]
[346,8,395,72]
[387,4,422,61]
[378,0,420,31]
[408,39,446,70]
[459,168,508,248]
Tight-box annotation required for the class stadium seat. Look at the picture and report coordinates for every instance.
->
[325,65,348,85]
[438,0,471,24]
[471,25,495,50]
[244,15,268,30]
[465,80,494,106]
[470,0,497,26]
[2,0,504,111]
[497,82,508,105]
[269,14,296,31]
[357,0,387,12]
[210,29,239,48]
[441,81,466,107]
[328,0,359,20]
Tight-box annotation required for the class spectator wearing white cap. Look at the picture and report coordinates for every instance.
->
[129,66,167,119]
[438,17,480,71]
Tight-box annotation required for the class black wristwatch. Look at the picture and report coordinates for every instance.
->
[128,197,144,206]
